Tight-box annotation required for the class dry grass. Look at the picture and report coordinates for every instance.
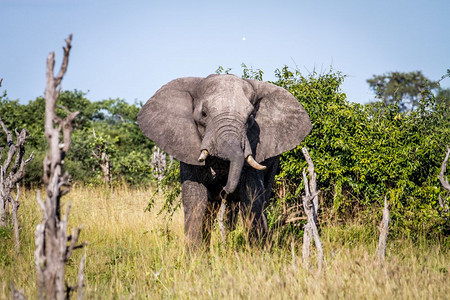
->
[0,185,449,299]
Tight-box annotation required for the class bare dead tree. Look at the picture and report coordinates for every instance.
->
[438,147,450,213]
[377,196,390,263]
[34,34,86,300]
[440,147,450,191]
[151,146,167,183]
[91,129,111,185]
[0,116,34,250]
[301,147,324,271]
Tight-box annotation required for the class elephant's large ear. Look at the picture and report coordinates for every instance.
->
[137,77,204,165]
[246,79,312,162]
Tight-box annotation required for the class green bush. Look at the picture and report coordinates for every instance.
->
[270,66,449,238]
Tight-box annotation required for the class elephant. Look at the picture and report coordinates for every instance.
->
[137,74,311,249]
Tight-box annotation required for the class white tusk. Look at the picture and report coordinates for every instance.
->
[198,149,209,162]
[246,155,266,170]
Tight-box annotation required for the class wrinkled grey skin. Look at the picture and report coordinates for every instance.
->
[138,74,311,249]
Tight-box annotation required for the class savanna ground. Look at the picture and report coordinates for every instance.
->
[0,185,449,299]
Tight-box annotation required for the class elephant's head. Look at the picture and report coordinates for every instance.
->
[138,74,311,194]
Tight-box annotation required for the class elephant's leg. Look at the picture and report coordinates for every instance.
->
[263,156,280,204]
[180,163,209,251]
[225,194,240,232]
[209,190,239,244]
[202,200,220,245]
[239,168,268,242]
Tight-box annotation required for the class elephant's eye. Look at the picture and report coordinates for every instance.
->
[201,110,207,118]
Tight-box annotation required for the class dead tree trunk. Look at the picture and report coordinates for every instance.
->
[12,183,21,250]
[377,196,390,263]
[0,117,34,250]
[301,147,324,271]
[34,34,86,300]
[151,146,167,183]
[439,147,450,213]
[92,129,111,185]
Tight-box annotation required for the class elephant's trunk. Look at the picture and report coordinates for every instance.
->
[218,138,245,194]
[213,117,246,194]
[200,115,264,194]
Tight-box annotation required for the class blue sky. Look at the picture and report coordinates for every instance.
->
[1,0,449,104]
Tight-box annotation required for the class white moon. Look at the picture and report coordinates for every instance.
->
[242,37,246,41]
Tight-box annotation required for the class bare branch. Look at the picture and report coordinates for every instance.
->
[0,116,15,172]
[91,150,99,159]
[439,147,450,192]
[36,191,46,217]
[302,147,319,220]
[62,111,80,154]
[65,225,84,262]
[377,196,390,263]
[77,254,86,300]
[0,117,33,250]
[291,241,297,270]
[301,148,324,272]
[55,34,72,86]
[0,116,12,141]
[11,131,35,186]
[12,183,20,251]
[438,194,449,214]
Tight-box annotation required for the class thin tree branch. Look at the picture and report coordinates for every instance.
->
[77,254,86,300]
[439,147,450,192]
[0,116,15,172]
[377,196,390,263]
[55,34,72,86]
[12,183,20,251]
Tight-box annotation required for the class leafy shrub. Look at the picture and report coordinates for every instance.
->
[271,66,449,238]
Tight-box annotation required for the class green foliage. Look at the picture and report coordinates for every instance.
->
[272,66,450,237]
[240,63,264,81]
[0,91,155,186]
[215,66,232,75]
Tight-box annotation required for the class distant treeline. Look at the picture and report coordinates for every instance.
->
[0,90,155,186]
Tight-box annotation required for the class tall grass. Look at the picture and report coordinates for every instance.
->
[1,185,448,299]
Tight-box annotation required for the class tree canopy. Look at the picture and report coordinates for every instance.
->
[367,71,440,111]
